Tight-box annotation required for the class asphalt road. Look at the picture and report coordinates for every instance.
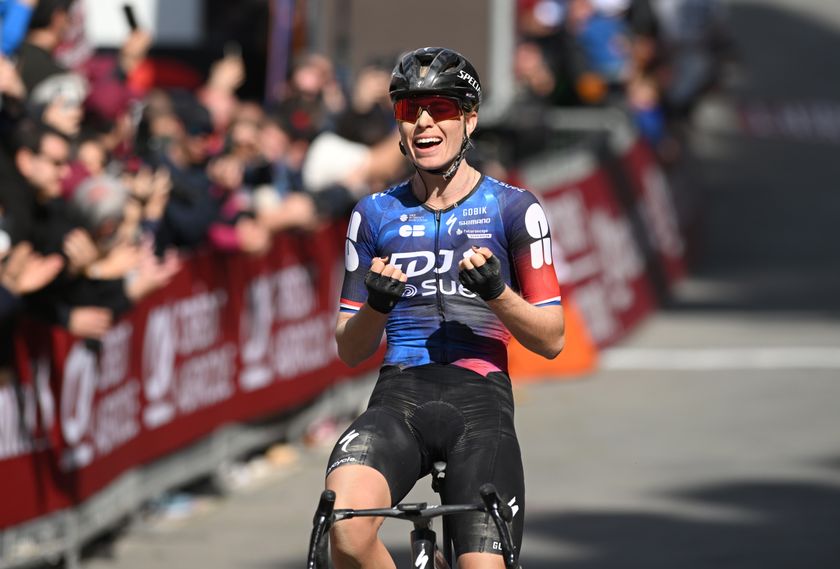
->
[81,0,840,567]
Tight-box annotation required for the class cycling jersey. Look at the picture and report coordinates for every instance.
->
[339,175,562,375]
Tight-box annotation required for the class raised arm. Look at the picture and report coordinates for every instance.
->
[459,246,564,359]
[335,256,406,367]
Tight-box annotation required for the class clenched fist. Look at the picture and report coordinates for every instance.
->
[364,256,407,314]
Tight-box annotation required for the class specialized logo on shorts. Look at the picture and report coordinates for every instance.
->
[525,203,552,269]
[414,544,429,569]
[339,429,359,452]
[508,496,520,517]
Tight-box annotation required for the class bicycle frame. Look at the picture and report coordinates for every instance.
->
[307,483,519,569]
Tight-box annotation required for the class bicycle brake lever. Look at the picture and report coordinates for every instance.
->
[479,484,519,569]
[307,490,336,569]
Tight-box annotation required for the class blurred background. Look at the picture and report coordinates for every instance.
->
[1,0,839,568]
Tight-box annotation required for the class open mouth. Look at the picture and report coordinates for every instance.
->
[414,137,442,150]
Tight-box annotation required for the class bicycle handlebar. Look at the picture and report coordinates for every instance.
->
[307,484,519,569]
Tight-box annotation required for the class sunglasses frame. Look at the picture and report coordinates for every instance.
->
[394,95,464,124]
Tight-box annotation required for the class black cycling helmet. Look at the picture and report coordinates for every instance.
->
[389,47,482,110]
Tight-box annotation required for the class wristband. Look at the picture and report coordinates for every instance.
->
[458,255,505,301]
[364,270,405,314]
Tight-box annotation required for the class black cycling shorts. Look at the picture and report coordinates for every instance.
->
[325,364,524,558]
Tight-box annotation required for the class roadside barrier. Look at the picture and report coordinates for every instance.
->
[0,223,380,567]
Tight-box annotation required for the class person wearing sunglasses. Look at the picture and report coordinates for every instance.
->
[324,47,565,569]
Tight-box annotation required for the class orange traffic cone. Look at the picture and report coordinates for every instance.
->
[508,298,598,382]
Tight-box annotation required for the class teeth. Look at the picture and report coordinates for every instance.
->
[416,138,441,144]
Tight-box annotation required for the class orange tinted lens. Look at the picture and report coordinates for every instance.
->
[394,96,461,123]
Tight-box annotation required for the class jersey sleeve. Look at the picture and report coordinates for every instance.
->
[339,199,378,313]
[503,189,562,307]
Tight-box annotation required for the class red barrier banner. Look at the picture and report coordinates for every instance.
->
[619,139,687,285]
[520,151,658,346]
[1,223,376,530]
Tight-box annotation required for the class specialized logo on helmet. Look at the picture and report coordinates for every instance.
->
[458,70,480,94]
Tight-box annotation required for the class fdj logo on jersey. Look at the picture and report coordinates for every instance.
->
[390,250,477,299]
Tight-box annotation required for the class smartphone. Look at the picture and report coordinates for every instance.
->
[123,3,139,31]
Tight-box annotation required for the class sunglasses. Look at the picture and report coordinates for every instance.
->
[394,95,463,124]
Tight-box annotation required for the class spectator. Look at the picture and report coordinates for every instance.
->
[0,0,38,57]
[3,121,113,338]
[251,109,318,232]
[150,91,222,251]
[334,60,395,147]
[626,72,666,145]
[205,152,271,255]
[199,50,246,139]
[69,174,181,300]
[274,52,345,139]
[650,0,731,117]
[566,0,632,102]
[0,241,63,321]
[16,0,73,93]
[8,119,73,249]
[0,238,63,365]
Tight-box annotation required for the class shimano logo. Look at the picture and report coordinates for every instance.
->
[458,70,480,93]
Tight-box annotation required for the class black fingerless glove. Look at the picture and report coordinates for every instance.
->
[458,255,506,301]
[364,271,406,314]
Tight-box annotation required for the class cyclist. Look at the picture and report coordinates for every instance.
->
[325,46,565,569]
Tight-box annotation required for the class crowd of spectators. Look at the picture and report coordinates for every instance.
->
[514,0,732,160]
[0,0,731,366]
[0,0,410,364]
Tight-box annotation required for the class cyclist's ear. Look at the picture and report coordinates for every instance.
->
[465,111,478,137]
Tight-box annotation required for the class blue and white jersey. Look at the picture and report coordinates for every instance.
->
[340,176,562,375]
